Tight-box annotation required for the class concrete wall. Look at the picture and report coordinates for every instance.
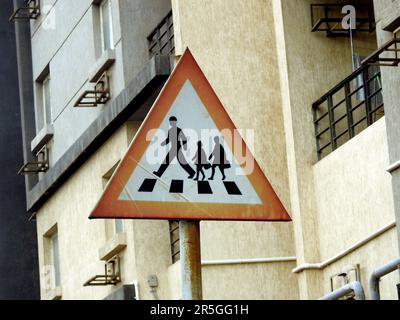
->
[374,0,400,252]
[36,124,130,299]
[119,0,171,84]
[171,0,298,300]
[276,0,399,299]
[314,119,394,259]
[0,1,39,299]
[314,118,398,299]
[274,0,360,298]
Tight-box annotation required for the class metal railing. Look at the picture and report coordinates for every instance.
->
[310,3,375,36]
[9,0,40,21]
[148,10,174,58]
[313,65,384,160]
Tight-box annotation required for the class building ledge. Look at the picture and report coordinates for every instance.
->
[27,55,171,214]
[99,232,127,261]
[31,124,54,155]
[88,49,116,83]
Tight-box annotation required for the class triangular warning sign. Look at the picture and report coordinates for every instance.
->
[90,49,291,221]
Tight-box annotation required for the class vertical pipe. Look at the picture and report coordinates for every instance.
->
[312,104,321,161]
[180,220,202,300]
[327,95,337,151]
[350,28,355,71]
[362,67,373,126]
[369,257,400,300]
[344,82,355,139]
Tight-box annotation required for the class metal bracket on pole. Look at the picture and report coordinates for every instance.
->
[180,220,202,300]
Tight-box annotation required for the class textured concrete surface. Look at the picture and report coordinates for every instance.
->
[374,0,400,260]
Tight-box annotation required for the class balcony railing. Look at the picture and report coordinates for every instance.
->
[148,10,174,58]
[313,65,384,160]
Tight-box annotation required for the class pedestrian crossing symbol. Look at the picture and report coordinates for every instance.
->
[90,48,291,221]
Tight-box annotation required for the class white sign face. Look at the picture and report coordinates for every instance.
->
[90,48,290,222]
[119,80,262,205]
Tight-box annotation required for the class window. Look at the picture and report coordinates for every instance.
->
[102,161,124,238]
[100,0,113,51]
[43,226,61,289]
[37,73,52,133]
[51,233,61,287]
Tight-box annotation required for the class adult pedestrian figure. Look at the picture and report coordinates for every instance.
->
[209,136,230,181]
[153,116,195,179]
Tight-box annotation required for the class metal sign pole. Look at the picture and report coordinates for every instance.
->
[180,220,202,300]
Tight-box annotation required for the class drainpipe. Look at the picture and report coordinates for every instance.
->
[369,257,400,300]
[319,281,365,300]
[201,256,297,266]
[13,0,38,193]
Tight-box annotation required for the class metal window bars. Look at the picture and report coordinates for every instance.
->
[310,3,375,37]
[74,72,111,108]
[18,145,49,175]
[9,0,40,21]
[148,10,174,58]
[313,64,384,160]
[83,256,121,286]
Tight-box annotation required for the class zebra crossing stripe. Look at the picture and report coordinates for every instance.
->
[170,180,184,193]
[138,179,157,193]
[197,181,213,195]
[138,179,242,196]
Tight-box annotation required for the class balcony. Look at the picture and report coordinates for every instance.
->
[313,65,384,160]
[148,10,174,58]
[9,0,40,22]
[18,145,49,175]
[310,3,375,37]
[74,72,111,108]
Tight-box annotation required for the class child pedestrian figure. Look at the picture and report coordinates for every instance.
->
[192,141,210,181]
[209,136,230,181]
